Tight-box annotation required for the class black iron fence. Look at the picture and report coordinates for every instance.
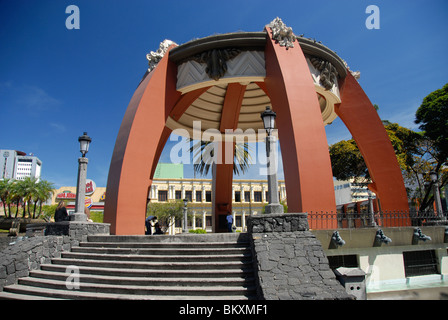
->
[183,206,447,230]
[307,210,448,230]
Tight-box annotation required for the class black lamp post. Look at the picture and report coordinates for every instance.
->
[182,198,188,233]
[72,132,92,221]
[260,106,283,214]
[78,132,92,157]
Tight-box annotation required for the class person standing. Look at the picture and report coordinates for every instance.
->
[54,201,69,222]
[226,212,233,232]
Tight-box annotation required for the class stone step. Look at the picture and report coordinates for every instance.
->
[84,240,250,248]
[2,284,254,300]
[87,233,250,244]
[40,264,254,278]
[76,243,250,255]
[29,269,255,287]
[0,233,256,300]
[62,251,252,262]
[50,257,253,270]
[0,290,64,300]
[16,277,256,297]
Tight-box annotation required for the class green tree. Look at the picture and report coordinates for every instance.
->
[329,122,446,212]
[40,203,58,221]
[32,180,55,219]
[414,83,448,211]
[9,180,24,218]
[0,178,55,219]
[329,139,370,183]
[21,177,39,217]
[147,199,185,232]
[415,83,448,163]
[0,179,12,218]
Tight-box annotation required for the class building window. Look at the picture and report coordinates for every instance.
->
[195,217,203,228]
[403,250,439,277]
[206,215,212,226]
[205,191,212,202]
[244,191,250,202]
[327,255,358,270]
[185,191,192,202]
[234,191,241,202]
[158,190,168,202]
[175,190,182,199]
[265,191,269,203]
[196,190,202,202]
[254,191,262,202]
[236,215,242,227]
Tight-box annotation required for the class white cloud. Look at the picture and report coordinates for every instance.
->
[384,104,421,131]
[14,85,62,112]
[49,122,67,132]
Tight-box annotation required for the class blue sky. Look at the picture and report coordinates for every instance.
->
[0,0,447,188]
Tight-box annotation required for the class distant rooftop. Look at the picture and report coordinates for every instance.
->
[153,163,184,179]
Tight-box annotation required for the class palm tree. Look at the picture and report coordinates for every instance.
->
[189,139,253,177]
[1,178,55,219]
[17,177,39,218]
[0,179,12,218]
[33,180,54,219]
[9,181,22,218]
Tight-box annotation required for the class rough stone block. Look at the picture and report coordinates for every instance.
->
[248,215,353,300]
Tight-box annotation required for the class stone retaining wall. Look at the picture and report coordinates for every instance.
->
[0,236,69,291]
[248,213,353,300]
[0,221,110,291]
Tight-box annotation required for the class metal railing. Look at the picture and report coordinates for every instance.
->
[307,210,448,230]
[180,206,447,230]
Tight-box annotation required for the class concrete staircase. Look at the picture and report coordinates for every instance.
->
[0,233,257,300]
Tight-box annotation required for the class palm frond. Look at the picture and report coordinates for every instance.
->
[188,138,253,177]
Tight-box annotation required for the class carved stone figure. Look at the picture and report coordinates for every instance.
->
[146,39,177,72]
[267,17,296,48]
[310,57,339,90]
[342,59,361,80]
[331,230,346,247]
[189,48,241,81]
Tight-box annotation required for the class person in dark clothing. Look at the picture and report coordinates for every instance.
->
[145,216,157,235]
[154,221,164,235]
[54,201,69,222]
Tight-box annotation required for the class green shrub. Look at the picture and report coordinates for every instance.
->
[89,211,103,223]
[188,228,207,234]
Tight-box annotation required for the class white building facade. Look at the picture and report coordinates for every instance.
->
[0,150,42,181]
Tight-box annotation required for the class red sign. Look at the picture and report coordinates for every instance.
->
[85,197,92,208]
[85,179,96,195]
[56,191,76,199]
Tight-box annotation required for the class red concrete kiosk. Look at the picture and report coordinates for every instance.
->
[104,19,408,234]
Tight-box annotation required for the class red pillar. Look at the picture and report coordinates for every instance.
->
[213,83,247,232]
[263,27,337,228]
[336,72,409,226]
[103,47,181,235]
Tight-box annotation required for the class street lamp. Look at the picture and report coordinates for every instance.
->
[367,189,377,227]
[72,132,92,221]
[430,171,443,217]
[260,106,283,214]
[182,198,188,233]
[78,132,92,157]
